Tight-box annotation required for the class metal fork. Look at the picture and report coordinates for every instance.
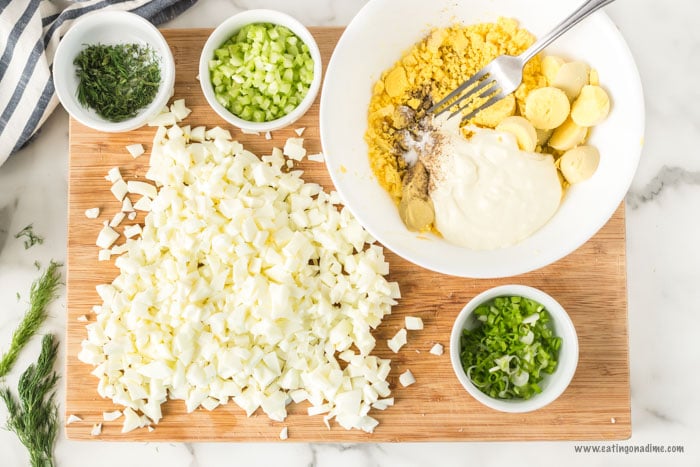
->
[428,0,617,122]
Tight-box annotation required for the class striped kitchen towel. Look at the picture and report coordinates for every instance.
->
[0,0,197,168]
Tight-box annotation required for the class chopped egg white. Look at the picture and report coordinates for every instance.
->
[66,414,82,424]
[283,137,306,161]
[405,316,424,330]
[371,397,394,410]
[126,144,145,159]
[123,224,142,239]
[106,167,122,183]
[90,423,102,436]
[80,116,400,434]
[127,212,137,221]
[170,99,191,121]
[265,131,272,140]
[387,328,407,353]
[98,250,112,262]
[399,370,416,387]
[85,207,100,219]
[111,243,128,255]
[294,127,305,136]
[127,181,157,199]
[122,197,134,213]
[77,315,89,322]
[121,407,146,433]
[148,112,177,127]
[279,427,288,440]
[190,126,206,142]
[205,126,231,140]
[109,212,126,228]
[103,410,123,422]
[96,225,119,249]
[110,180,128,202]
[132,197,152,212]
[307,153,325,163]
[429,343,444,356]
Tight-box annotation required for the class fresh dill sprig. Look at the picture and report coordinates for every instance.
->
[0,261,63,378]
[1,334,60,467]
[14,224,44,250]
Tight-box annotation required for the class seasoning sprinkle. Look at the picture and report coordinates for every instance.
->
[74,43,161,122]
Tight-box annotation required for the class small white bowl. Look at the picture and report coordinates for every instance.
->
[53,11,175,133]
[199,9,322,133]
[450,285,578,413]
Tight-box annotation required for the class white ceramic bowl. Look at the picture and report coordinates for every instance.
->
[53,11,175,132]
[199,9,322,133]
[449,285,578,413]
[320,0,644,278]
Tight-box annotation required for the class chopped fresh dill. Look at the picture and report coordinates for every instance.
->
[15,224,44,250]
[1,334,60,467]
[34,260,41,270]
[74,43,161,122]
[0,261,63,378]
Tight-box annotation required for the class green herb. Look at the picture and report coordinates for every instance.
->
[34,260,41,270]
[1,334,60,467]
[209,23,315,122]
[15,224,44,250]
[74,43,161,122]
[460,296,562,400]
[0,261,63,378]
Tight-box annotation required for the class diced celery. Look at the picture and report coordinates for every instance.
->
[229,54,243,66]
[208,22,315,122]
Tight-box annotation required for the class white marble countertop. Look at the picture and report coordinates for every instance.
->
[1,0,699,465]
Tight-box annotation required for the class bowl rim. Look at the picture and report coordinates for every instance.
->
[449,284,579,413]
[319,0,644,278]
[53,10,175,133]
[198,9,323,133]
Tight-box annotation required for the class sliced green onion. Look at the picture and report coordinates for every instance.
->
[459,295,562,400]
[209,23,315,122]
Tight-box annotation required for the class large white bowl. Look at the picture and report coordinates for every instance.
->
[53,11,175,133]
[320,0,644,278]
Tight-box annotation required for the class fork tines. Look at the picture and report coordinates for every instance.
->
[428,71,506,123]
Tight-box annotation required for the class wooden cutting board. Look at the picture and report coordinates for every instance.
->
[66,28,631,441]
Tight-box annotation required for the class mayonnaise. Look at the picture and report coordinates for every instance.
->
[427,122,562,250]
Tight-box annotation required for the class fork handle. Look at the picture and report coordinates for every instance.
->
[521,0,618,62]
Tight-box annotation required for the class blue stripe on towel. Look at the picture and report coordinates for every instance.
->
[11,76,54,154]
[0,0,41,82]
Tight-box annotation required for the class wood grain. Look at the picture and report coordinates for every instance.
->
[66,28,631,442]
